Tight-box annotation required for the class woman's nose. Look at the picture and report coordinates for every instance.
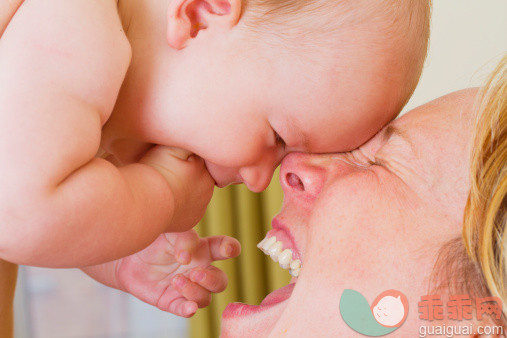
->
[280,152,327,199]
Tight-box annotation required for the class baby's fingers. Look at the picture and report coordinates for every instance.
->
[157,287,197,317]
[172,274,212,308]
[189,266,228,293]
[166,297,198,318]
[207,236,241,261]
[170,230,200,265]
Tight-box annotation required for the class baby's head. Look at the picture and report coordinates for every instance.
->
[102,0,431,192]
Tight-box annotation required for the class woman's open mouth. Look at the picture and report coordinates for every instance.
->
[222,283,296,319]
[222,218,303,319]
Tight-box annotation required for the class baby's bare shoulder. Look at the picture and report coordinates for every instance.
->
[0,0,131,119]
[0,0,23,36]
[2,0,129,52]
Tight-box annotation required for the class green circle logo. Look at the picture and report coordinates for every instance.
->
[340,289,409,336]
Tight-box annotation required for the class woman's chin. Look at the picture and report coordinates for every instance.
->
[220,283,296,337]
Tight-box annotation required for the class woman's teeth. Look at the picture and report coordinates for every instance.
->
[267,241,283,259]
[257,237,301,277]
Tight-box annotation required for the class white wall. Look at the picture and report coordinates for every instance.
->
[403,0,507,113]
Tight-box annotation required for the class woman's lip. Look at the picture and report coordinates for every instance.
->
[222,283,295,319]
[268,218,302,262]
[222,219,301,321]
[260,282,296,306]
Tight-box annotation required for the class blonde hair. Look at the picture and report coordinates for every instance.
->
[463,54,507,310]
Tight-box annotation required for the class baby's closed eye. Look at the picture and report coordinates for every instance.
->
[274,131,287,150]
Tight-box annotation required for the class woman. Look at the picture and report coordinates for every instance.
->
[221,56,506,336]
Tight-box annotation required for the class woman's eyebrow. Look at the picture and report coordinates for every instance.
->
[382,125,415,152]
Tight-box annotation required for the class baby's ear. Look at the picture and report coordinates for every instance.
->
[167,0,242,49]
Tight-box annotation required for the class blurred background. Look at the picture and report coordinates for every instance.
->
[13,1,507,337]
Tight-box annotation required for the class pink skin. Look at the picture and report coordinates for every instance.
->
[83,229,241,318]
[101,0,411,192]
[265,219,303,262]
[221,89,478,336]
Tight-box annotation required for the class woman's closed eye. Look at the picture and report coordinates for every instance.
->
[348,149,380,168]
[363,125,422,181]
[363,125,417,165]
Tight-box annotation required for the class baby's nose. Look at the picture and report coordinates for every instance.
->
[239,166,275,193]
[238,149,283,192]
[280,153,327,199]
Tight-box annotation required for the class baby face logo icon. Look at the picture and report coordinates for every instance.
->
[371,291,408,328]
[340,289,409,336]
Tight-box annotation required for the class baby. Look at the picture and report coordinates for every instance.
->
[104,0,431,192]
[0,0,430,319]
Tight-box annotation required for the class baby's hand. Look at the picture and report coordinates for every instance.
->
[140,146,215,232]
[115,230,241,317]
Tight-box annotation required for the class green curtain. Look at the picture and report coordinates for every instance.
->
[190,168,290,338]
[0,259,17,338]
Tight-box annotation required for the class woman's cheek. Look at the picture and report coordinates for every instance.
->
[307,182,389,265]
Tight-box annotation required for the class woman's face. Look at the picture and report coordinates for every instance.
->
[221,89,478,336]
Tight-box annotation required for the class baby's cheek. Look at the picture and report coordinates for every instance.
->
[200,135,264,168]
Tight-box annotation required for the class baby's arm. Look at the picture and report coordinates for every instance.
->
[0,0,212,268]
